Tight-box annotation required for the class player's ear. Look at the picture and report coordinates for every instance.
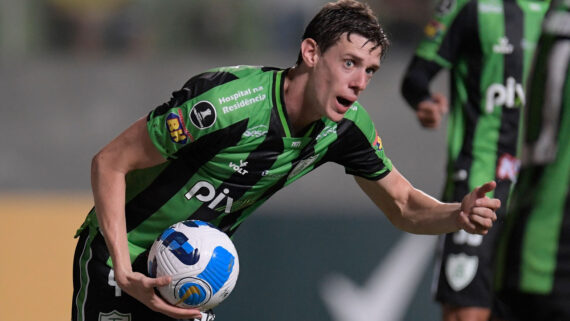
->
[300,38,319,67]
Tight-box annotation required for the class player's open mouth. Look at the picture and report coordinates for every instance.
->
[337,97,354,107]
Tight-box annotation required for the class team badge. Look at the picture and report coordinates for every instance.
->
[99,310,131,321]
[166,110,193,144]
[445,253,478,291]
[373,132,383,151]
[424,19,446,39]
[189,101,217,129]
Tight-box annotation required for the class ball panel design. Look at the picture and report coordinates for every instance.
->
[147,220,239,311]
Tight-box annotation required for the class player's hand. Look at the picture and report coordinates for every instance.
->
[457,181,500,234]
[116,271,203,319]
[416,92,448,128]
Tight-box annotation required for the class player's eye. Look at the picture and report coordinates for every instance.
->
[344,60,355,68]
[365,68,376,76]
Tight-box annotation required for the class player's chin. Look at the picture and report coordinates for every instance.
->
[327,109,347,123]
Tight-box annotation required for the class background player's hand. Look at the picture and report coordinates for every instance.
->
[457,181,500,234]
[415,92,448,128]
[116,270,203,319]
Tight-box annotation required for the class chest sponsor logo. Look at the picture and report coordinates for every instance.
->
[190,101,217,129]
[99,311,131,321]
[166,111,192,144]
[288,154,319,179]
[485,77,525,113]
[242,124,268,138]
[185,181,233,213]
[493,37,514,54]
[316,124,337,140]
[229,160,248,175]
[445,253,479,292]
[496,153,520,182]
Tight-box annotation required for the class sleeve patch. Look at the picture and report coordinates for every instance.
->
[166,110,194,144]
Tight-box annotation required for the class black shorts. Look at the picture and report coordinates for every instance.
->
[432,179,510,308]
[493,290,570,321]
[72,226,183,321]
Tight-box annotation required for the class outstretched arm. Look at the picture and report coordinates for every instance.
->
[355,168,499,235]
[91,117,203,319]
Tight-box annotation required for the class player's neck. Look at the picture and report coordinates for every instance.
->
[284,66,320,136]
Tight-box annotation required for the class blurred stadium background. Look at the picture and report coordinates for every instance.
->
[0,0,450,320]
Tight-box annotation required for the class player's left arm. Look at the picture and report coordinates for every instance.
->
[355,167,500,235]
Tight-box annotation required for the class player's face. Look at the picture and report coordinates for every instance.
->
[310,33,381,122]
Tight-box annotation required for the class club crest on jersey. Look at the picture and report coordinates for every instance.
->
[166,110,193,144]
[189,101,217,129]
[373,132,383,151]
[424,19,446,39]
[99,310,131,321]
[445,253,479,292]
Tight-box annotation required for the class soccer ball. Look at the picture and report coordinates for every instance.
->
[147,220,239,311]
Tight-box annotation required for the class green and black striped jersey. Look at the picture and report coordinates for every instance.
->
[402,0,550,204]
[495,0,570,295]
[77,66,392,265]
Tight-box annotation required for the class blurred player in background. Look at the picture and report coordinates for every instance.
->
[72,1,501,320]
[400,0,550,320]
[493,1,570,320]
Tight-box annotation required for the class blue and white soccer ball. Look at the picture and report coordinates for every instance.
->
[147,220,239,311]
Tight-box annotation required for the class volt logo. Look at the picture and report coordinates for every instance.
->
[185,181,233,213]
[485,77,525,113]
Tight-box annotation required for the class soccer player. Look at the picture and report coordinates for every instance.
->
[72,1,501,321]
[493,1,570,320]
[400,0,550,320]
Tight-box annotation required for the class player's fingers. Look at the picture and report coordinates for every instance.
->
[475,197,501,212]
[471,206,498,221]
[148,275,171,288]
[469,213,494,229]
[476,181,497,197]
[151,296,203,319]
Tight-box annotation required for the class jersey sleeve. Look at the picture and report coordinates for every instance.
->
[145,67,262,159]
[414,0,477,68]
[333,103,393,180]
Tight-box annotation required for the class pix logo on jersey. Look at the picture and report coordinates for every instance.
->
[166,110,193,144]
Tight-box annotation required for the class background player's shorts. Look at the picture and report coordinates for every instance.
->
[72,226,186,321]
[432,218,504,308]
[432,175,511,308]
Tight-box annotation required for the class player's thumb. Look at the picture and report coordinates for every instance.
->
[476,181,496,198]
[153,275,172,287]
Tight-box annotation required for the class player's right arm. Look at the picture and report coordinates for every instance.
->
[91,117,203,319]
[401,0,475,128]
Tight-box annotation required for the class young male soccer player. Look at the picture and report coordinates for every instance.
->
[72,1,501,320]
[493,1,570,319]
[400,0,550,320]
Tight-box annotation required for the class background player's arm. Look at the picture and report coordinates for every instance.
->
[401,56,448,129]
[355,168,499,235]
[91,117,203,319]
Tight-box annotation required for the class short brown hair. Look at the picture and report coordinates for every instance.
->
[296,0,390,65]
